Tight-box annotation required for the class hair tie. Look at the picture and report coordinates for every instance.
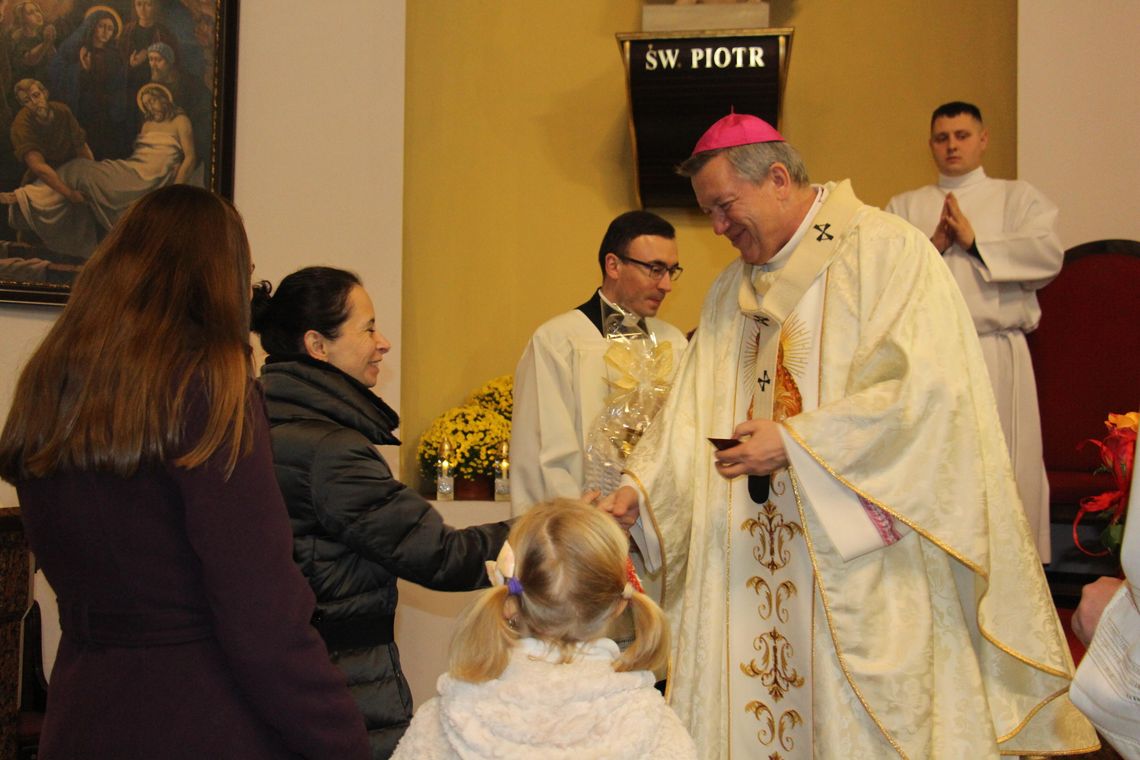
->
[621,582,634,600]
[624,556,644,594]
[506,577,524,596]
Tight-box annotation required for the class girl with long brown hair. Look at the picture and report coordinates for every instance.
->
[0,185,369,759]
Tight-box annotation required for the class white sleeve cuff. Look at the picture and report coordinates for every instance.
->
[621,474,662,574]
[779,427,903,561]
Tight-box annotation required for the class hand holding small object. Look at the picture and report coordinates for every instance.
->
[712,419,787,480]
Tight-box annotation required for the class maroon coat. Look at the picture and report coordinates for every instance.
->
[17,387,370,759]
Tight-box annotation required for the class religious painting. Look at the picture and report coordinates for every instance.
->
[0,0,238,305]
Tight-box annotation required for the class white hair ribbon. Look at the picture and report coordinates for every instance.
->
[485,541,519,594]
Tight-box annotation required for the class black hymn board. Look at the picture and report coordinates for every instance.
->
[616,29,793,209]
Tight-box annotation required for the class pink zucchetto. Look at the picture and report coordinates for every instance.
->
[691,111,784,156]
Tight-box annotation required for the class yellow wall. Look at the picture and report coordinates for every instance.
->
[402,0,1016,485]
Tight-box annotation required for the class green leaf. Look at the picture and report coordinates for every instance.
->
[1101,522,1126,557]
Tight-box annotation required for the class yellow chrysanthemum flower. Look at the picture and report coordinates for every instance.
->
[466,374,513,421]
[418,403,511,481]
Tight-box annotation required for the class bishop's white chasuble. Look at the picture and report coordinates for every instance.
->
[627,181,1098,759]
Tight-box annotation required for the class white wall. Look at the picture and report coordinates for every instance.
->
[0,0,406,506]
[1019,1,1140,249]
[235,0,406,451]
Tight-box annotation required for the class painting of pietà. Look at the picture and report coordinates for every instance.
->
[0,0,235,304]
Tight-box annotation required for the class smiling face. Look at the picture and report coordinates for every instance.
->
[691,153,791,266]
[929,113,988,177]
[603,234,679,318]
[314,285,391,388]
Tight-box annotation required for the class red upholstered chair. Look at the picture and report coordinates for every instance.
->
[1028,239,1140,575]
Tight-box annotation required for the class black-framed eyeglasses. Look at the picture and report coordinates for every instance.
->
[617,255,684,281]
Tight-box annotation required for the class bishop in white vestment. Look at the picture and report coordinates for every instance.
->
[610,113,1097,759]
[887,101,1061,561]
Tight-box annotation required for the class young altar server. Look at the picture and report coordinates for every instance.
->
[390,499,696,760]
[886,100,1062,561]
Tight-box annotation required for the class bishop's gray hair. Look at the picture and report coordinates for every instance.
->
[677,141,810,187]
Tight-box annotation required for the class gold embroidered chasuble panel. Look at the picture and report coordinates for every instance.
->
[728,286,820,758]
[724,183,854,758]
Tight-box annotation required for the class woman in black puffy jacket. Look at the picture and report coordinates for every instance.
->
[251,266,510,759]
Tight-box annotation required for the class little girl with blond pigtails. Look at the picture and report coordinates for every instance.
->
[391,498,697,759]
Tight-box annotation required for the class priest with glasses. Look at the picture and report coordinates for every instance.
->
[510,210,688,516]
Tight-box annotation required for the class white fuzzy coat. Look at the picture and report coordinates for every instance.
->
[391,638,696,759]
